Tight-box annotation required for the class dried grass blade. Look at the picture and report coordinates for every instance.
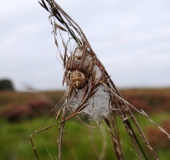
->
[85,88,98,100]
[41,0,50,11]
[60,111,79,123]
[38,1,49,12]
[59,52,64,62]
[54,23,67,32]
[78,103,89,112]
[63,49,67,66]
[82,86,88,100]
[59,32,66,49]
[62,72,66,86]
[103,116,111,128]
[54,37,58,47]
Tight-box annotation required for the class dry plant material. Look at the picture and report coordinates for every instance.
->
[30,0,170,160]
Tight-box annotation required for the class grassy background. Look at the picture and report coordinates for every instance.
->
[0,88,170,160]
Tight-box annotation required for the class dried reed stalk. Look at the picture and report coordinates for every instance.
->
[30,0,170,160]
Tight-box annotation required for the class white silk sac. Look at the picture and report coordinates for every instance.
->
[66,49,110,121]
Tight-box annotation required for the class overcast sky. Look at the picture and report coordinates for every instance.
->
[0,0,170,91]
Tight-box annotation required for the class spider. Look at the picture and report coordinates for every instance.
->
[64,47,94,93]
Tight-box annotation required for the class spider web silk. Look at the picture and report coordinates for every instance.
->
[67,49,110,121]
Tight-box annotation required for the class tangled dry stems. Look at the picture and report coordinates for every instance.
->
[30,1,170,160]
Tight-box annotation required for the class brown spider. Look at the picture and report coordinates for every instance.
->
[65,47,93,91]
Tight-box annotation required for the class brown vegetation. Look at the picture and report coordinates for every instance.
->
[120,88,170,113]
[0,88,169,122]
[146,119,170,150]
[0,91,64,122]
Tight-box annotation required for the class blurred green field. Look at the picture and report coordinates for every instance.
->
[0,113,170,160]
[0,89,170,160]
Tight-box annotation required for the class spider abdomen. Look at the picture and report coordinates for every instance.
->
[70,70,86,89]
